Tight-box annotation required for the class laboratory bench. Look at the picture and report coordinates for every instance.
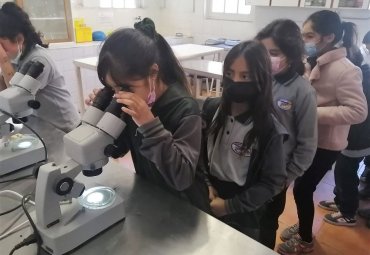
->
[0,116,277,255]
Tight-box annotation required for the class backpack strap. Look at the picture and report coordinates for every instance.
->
[201,97,221,130]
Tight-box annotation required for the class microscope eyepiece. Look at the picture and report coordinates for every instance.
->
[92,87,115,111]
[104,99,125,119]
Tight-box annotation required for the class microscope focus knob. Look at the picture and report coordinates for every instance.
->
[28,100,41,109]
[56,177,74,196]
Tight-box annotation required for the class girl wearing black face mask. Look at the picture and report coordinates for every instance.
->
[198,41,288,240]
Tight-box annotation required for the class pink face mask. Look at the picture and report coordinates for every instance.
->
[270,56,287,75]
[147,79,156,107]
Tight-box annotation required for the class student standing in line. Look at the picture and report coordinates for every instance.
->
[199,40,287,240]
[278,10,367,255]
[317,47,370,226]
[86,18,210,212]
[357,31,370,184]
[0,2,80,132]
[255,19,317,249]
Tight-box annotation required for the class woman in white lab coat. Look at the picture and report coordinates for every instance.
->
[0,2,80,132]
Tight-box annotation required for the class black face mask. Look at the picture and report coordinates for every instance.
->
[223,77,259,103]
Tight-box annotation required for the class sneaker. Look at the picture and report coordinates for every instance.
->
[318,200,339,212]
[360,167,369,182]
[358,208,370,219]
[277,234,314,255]
[280,223,299,242]
[359,185,370,200]
[324,212,357,226]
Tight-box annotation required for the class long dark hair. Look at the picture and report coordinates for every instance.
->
[97,17,188,91]
[0,2,48,60]
[210,41,274,151]
[363,31,370,44]
[347,45,364,68]
[256,19,305,76]
[304,10,357,57]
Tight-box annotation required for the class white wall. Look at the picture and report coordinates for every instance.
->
[70,0,161,34]
[69,0,370,43]
[156,0,370,45]
[156,0,255,43]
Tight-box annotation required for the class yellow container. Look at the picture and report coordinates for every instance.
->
[74,18,85,28]
[75,27,92,43]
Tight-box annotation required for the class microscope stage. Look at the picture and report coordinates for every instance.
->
[0,138,44,175]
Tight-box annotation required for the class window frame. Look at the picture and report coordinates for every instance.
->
[99,0,139,9]
[205,0,255,22]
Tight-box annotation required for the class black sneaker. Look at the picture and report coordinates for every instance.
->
[318,200,339,211]
[324,212,357,227]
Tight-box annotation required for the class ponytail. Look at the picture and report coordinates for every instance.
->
[0,2,48,60]
[134,18,189,91]
[342,21,358,61]
[342,21,357,48]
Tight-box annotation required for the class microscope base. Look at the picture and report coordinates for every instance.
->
[0,139,44,175]
[34,194,125,255]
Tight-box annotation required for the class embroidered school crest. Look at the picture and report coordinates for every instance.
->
[231,142,251,157]
[277,99,292,111]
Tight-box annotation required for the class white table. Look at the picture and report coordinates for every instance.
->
[171,44,223,61]
[74,44,224,112]
[180,60,223,99]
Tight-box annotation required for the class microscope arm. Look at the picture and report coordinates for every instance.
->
[0,112,12,138]
[35,159,85,228]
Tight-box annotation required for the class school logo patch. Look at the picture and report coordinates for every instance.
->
[277,99,292,111]
[231,142,252,157]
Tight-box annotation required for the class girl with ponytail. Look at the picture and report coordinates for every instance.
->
[278,10,368,255]
[0,2,80,132]
[86,18,210,212]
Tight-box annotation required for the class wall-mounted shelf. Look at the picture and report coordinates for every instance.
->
[16,0,73,43]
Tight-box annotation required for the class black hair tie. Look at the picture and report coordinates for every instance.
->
[134,17,157,39]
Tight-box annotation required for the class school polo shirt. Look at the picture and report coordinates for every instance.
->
[207,114,254,186]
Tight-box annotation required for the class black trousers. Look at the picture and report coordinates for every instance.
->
[259,187,288,249]
[333,154,370,218]
[293,148,340,242]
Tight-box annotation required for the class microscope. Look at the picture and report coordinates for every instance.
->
[0,61,45,175]
[34,87,126,255]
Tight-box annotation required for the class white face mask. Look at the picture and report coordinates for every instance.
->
[10,43,22,64]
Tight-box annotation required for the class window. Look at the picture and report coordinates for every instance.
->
[206,0,254,21]
[99,0,137,8]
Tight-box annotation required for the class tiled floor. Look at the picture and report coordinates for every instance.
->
[117,153,370,255]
